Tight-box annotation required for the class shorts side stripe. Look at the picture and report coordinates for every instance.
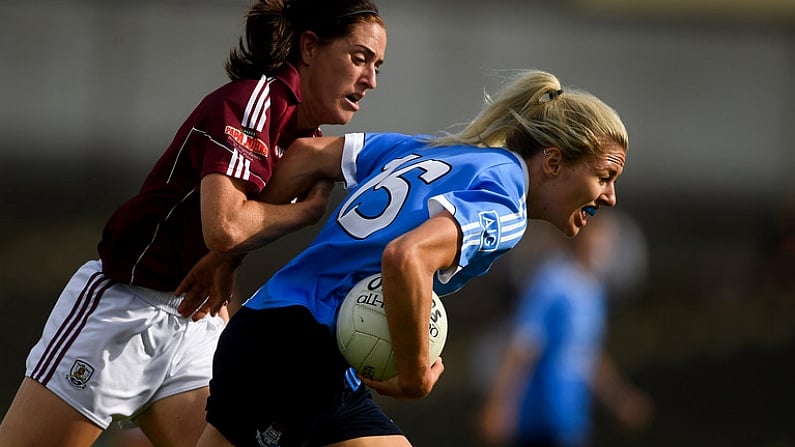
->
[31,273,115,385]
[30,271,103,380]
[39,278,115,385]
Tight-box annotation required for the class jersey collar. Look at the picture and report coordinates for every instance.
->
[273,62,303,104]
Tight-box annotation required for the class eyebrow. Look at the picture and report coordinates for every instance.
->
[354,44,384,63]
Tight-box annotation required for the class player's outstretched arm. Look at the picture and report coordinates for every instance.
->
[176,177,333,320]
[201,173,334,255]
[259,136,345,204]
[201,136,344,255]
[176,137,344,319]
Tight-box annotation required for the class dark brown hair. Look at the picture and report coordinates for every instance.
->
[226,0,383,80]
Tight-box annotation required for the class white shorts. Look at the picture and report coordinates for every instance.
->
[25,260,225,429]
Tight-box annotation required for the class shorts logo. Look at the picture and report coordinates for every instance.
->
[256,424,283,447]
[66,359,94,389]
[478,210,500,252]
[225,125,269,156]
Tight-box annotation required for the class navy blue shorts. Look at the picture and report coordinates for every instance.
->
[205,306,404,447]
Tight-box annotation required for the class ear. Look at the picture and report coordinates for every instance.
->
[299,30,320,65]
[542,147,562,176]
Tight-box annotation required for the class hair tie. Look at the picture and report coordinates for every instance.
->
[336,9,380,24]
[538,88,563,104]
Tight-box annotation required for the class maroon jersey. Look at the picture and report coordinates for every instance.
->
[98,63,321,291]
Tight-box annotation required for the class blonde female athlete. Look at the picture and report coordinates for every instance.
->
[180,69,630,447]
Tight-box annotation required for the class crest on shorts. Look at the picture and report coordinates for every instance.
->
[66,359,94,389]
[256,424,283,447]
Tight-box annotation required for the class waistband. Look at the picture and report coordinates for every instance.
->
[85,259,188,316]
[127,283,185,315]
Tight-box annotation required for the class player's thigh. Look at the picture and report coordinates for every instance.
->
[105,427,154,447]
[325,435,413,447]
[196,423,235,447]
[0,377,103,447]
[135,387,210,447]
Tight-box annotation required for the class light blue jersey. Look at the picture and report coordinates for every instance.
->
[244,132,529,329]
[514,255,607,447]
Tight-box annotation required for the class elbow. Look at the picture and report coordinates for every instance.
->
[382,232,452,278]
[381,238,420,274]
[204,223,246,254]
[204,235,238,255]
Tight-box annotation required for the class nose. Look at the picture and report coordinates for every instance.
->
[599,182,618,207]
[361,65,377,90]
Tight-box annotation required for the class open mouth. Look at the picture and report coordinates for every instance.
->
[346,93,363,104]
[583,206,597,217]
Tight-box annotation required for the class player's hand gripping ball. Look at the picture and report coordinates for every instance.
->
[336,273,448,380]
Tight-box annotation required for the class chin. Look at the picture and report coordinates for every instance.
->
[554,221,578,237]
[317,111,350,126]
[334,109,356,125]
[342,112,357,124]
[563,224,580,237]
[321,117,345,126]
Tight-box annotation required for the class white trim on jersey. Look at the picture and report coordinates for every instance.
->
[226,149,252,180]
[342,133,365,189]
[171,127,264,186]
[254,96,271,132]
[125,126,261,286]
[243,75,274,132]
[431,194,526,249]
[167,128,232,183]
[242,76,266,128]
[130,189,196,283]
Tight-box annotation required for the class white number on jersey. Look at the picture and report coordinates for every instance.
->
[338,154,451,239]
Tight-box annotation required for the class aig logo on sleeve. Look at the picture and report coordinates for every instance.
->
[478,210,500,252]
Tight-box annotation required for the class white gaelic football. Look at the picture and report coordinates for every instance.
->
[336,273,448,381]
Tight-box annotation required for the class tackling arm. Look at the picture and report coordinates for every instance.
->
[201,136,344,254]
[177,136,345,320]
[258,136,345,205]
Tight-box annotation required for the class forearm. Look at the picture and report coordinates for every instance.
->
[259,136,345,204]
[380,213,460,396]
[201,173,332,254]
[214,199,327,254]
[381,247,433,388]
